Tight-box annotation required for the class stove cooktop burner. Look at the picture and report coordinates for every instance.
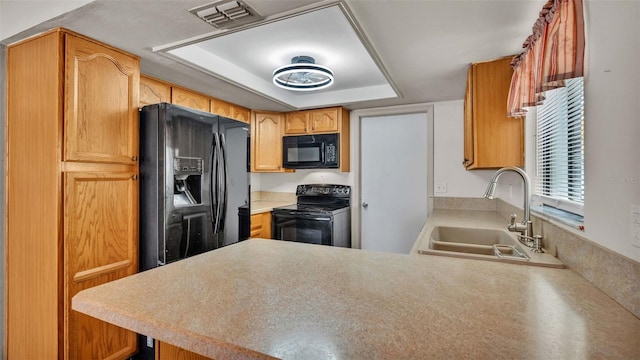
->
[272,184,351,215]
[274,203,349,214]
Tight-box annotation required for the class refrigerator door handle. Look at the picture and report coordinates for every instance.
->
[211,134,219,234]
[214,132,224,235]
[218,133,228,233]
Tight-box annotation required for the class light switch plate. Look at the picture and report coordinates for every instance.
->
[631,204,640,248]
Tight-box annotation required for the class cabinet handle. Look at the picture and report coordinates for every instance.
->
[132,155,138,161]
[132,174,138,180]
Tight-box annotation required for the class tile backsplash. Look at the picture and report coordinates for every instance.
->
[251,191,296,203]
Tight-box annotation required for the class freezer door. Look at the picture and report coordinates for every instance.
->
[217,117,250,247]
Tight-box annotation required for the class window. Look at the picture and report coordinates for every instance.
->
[534,77,584,216]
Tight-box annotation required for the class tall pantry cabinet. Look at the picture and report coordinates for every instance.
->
[6,28,139,359]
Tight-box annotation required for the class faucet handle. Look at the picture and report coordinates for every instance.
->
[509,214,517,226]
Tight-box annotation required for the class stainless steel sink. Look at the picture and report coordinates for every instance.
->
[418,226,564,268]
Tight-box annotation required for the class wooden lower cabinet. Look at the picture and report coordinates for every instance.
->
[65,170,138,359]
[157,342,214,360]
[250,212,272,238]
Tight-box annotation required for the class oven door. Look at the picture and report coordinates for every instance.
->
[272,211,333,246]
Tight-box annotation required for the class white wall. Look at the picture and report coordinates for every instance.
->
[432,100,496,198]
[581,1,640,261]
[254,170,353,193]
[0,0,93,41]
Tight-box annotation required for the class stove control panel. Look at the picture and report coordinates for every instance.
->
[296,184,351,197]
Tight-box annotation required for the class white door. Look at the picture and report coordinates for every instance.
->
[360,113,429,254]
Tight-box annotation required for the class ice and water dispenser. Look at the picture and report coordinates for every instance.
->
[165,155,208,264]
[173,156,203,206]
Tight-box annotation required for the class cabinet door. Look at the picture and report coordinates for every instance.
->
[211,98,233,117]
[250,212,272,238]
[463,66,474,168]
[64,171,138,360]
[284,111,309,134]
[252,112,285,172]
[231,105,251,124]
[140,75,170,106]
[470,57,523,169]
[157,342,213,360]
[64,34,139,164]
[309,108,339,133]
[172,87,210,112]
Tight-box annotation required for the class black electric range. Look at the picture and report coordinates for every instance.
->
[271,184,351,247]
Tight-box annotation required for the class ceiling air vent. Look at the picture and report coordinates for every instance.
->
[190,0,263,30]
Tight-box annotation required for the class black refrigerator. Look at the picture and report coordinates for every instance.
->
[136,103,250,358]
[139,103,250,271]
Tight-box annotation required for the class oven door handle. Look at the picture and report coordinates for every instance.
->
[274,213,332,221]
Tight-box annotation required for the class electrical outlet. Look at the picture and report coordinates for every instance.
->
[631,204,640,248]
[435,183,447,193]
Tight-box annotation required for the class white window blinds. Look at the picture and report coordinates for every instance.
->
[535,77,584,214]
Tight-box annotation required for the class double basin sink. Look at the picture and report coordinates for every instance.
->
[418,226,564,268]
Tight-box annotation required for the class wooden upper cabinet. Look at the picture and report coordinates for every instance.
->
[284,111,309,134]
[172,87,210,113]
[251,111,288,172]
[64,34,139,164]
[64,171,138,359]
[284,108,340,134]
[232,105,251,124]
[211,98,233,117]
[211,98,250,124]
[309,108,339,133]
[463,56,524,170]
[140,75,171,106]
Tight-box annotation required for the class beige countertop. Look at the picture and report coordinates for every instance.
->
[250,200,294,215]
[73,239,640,359]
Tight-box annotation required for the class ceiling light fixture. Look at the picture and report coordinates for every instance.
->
[272,56,334,91]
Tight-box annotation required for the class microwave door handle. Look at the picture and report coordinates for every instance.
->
[321,142,326,163]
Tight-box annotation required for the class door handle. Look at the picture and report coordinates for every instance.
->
[362,202,369,209]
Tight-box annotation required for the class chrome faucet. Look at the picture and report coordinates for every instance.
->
[483,166,542,251]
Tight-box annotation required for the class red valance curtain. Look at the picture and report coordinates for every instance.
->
[507,0,585,117]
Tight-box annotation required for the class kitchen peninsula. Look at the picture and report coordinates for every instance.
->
[73,239,640,359]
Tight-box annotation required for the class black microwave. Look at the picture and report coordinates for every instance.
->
[283,134,339,169]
